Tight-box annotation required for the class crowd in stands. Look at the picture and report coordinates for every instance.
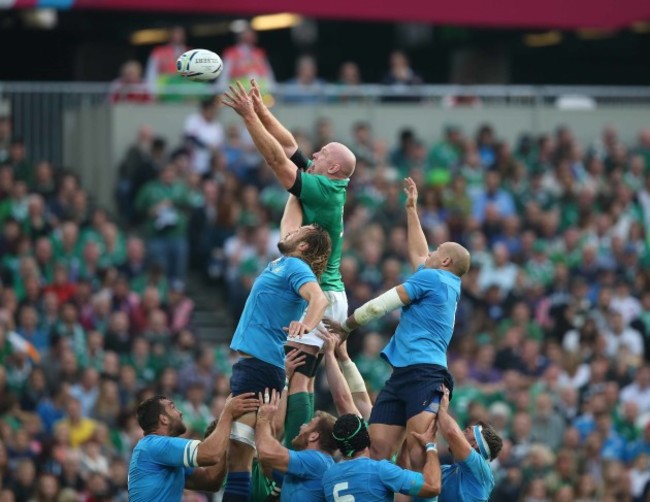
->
[4,61,650,500]
[109,25,432,105]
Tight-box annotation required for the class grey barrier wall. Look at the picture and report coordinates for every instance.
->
[1,83,649,212]
[102,103,650,211]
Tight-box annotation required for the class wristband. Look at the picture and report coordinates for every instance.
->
[425,442,438,453]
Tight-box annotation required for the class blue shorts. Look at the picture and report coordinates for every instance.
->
[230,357,286,396]
[369,364,454,426]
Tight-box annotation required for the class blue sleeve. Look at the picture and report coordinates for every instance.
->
[184,467,194,478]
[459,449,491,482]
[377,460,424,496]
[402,267,441,303]
[286,258,318,294]
[145,436,201,468]
[287,450,329,479]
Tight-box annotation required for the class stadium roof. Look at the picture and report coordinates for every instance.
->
[3,0,649,30]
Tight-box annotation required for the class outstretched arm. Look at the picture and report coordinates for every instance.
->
[223,82,298,189]
[195,393,259,466]
[250,79,299,157]
[256,390,290,472]
[319,330,361,417]
[404,177,429,270]
[411,419,442,498]
[335,340,372,421]
[326,285,410,338]
[281,195,303,239]
[437,385,472,461]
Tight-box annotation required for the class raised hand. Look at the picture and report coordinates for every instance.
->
[404,177,418,209]
[411,417,438,448]
[439,385,450,413]
[249,79,265,113]
[322,318,350,341]
[257,388,281,421]
[223,392,259,419]
[285,349,306,381]
[222,81,255,118]
[316,326,341,355]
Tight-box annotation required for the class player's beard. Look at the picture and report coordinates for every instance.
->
[277,239,298,255]
[291,431,308,451]
[169,416,187,437]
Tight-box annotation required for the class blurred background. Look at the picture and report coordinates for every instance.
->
[1,1,650,501]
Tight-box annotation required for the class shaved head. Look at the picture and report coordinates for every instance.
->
[444,242,471,277]
[309,142,356,179]
[426,242,471,276]
[329,142,356,177]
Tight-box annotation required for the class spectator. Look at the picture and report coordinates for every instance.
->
[471,169,516,223]
[283,55,326,103]
[353,332,391,398]
[183,97,224,176]
[0,113,10,164]
[219,26,275,100]
[145,25,189,99]
[381,50,424,102]
[135,164,195,281]
[109,60,152,104]
[621,365,650,414]
[336,61,363,102]
[55,397,96,448]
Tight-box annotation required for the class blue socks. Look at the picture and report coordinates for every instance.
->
[223,471,251,501]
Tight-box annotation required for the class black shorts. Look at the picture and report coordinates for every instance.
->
[369,364,454,426]
[229,357,286,396]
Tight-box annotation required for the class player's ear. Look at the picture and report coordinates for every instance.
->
[442,256,452,267]
[297,241,309,252]
[328,163,341,174]
[309,431,320,443]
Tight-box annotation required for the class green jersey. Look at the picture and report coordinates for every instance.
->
[297,171,348,292]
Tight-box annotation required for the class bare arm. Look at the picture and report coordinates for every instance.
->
[250,79,298,157]
[404,177,429,270]
[285,282,328,338]
[281,195,303,239]
[319,330,360,417]
[185,465,226,492]
[411,419,442,498]
[195,393,258,466]
[437,385,472,461]
[256,390,291,472]
[223,82,298,189]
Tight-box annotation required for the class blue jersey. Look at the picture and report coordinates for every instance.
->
[128,435,200,502]
[438,450,494,502]
[283,450,334,502]
[322,457,423,502]
[382,267,460,368]
[230,256,317,369]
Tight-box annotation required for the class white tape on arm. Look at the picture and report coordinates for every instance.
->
[340,360,367,394]
[353,287,405,326]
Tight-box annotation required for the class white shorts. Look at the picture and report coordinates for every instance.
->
[287,290,348,349]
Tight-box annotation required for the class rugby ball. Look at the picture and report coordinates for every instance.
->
[177,49,223,82]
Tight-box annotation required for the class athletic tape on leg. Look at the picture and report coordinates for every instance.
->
[230,421,256,449]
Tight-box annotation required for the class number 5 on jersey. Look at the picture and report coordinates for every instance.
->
[333,482,355,502]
